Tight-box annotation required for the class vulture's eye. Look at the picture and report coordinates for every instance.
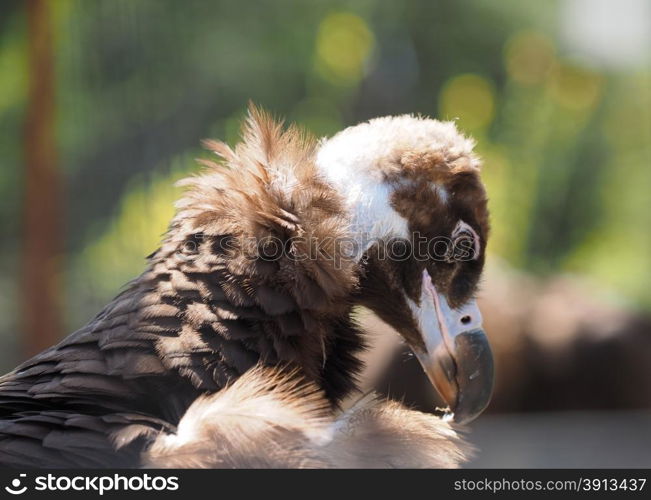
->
[447,220,481,262]
[447,232,476,263]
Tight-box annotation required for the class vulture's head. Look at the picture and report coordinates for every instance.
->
[151,107,492,423]
[317,115,493,423]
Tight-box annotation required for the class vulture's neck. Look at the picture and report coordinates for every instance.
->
[91,117,371,406]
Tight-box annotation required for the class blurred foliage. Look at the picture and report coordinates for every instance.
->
[0,0,649,366]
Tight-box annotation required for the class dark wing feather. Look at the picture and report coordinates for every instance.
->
[0,410,172,468]
[0,284,201,468]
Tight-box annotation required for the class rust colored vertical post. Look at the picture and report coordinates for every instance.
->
[22,0,63,357]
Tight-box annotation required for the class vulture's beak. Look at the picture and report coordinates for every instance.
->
[413,270,494,424]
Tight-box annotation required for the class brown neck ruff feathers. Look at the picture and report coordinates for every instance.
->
[0,108,364,468]
[147,107,364,399]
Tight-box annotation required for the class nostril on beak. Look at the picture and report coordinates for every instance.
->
[460,315,471,325]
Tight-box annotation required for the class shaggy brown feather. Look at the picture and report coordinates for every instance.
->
[0,106,364,467]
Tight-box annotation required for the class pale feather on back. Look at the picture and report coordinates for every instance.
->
[143,366,471,469]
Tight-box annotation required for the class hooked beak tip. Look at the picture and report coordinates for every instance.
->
[419,328,494,424]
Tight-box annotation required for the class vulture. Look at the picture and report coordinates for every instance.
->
[0,106,493,468]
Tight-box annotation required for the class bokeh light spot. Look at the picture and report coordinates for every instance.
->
[504,31,556,86]
[548,63,603,111]
[439,74,496,130]
[314,12,374,87]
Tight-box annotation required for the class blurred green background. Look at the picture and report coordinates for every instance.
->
[1,0,650,383]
